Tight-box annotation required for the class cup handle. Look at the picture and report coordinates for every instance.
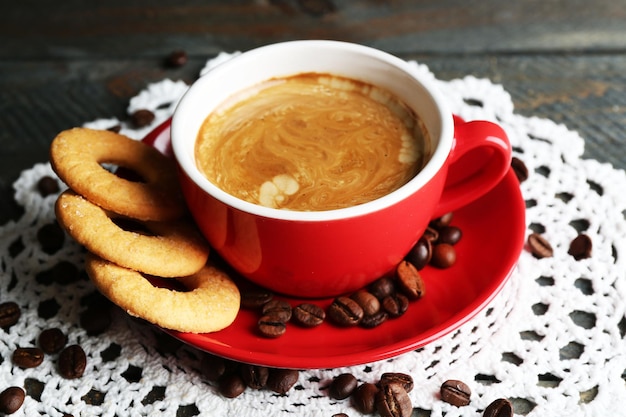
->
[433,117,512,218]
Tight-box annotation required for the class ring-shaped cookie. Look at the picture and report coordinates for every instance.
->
[50,127,185,221]
[56,190,209,277]
[85,254,240,333]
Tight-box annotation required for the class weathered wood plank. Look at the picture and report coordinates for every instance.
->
[3,0,626,58]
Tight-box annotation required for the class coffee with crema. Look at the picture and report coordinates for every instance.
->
[195,73,431,211]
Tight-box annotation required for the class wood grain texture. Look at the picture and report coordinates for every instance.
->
[1,0,625,223]
[3,0,626,58]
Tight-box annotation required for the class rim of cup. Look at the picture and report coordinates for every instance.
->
[172,40,454,221]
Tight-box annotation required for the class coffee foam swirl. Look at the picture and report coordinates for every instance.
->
[196,74,430,211]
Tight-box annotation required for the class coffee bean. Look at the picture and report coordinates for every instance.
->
[381,293,409,318]
[430,243,457,268]
[375,381,412,417]
[39,327,68,354]
[292,303,325,327]
[332,414,349,417]
[257,313,287,338]
[261,299,292,322]
[430,212,454,229]
[130,109,155,128]
[405,236,432,270]
[266,368,299,394]
[440,379,471,406]
[219,373,247,398]
[58,344,87,379]
[12,347,44,368]
[423,226,440,242]
[368,277,396,300]
[360,311,388,328]
[379,372,414,393]
[351,290,380,316]
[165,49,188,68]
[0,301,21,329]
[37,222,65,254]
[568,234,592,260]
[511,157,529,183]
[395,260,425,300]
[0,386,25,414]
[107,124,122,133]
[201,354,228,381]
[527,233,553,258]
[483,398,513,417]
[240,364,269,389]
[438,226,462,245]
[351,382,379,414]
[329,373,358,400]
[37,175,60,197]
[327,297,364,326]
[240,289,274,310]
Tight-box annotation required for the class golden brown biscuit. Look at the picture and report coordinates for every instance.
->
[50,127,185,221]
[56,190,209,277]
[85,253,240,333]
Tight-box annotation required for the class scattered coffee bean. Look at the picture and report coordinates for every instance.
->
[379,372,413,393]
[360,311,388,328]
[0,386,25,415]
[351,290,380,316]
[36,175,60,197]
[368,277,395,300]
[240,364,269,389]
[568,234,592,260]
[329,373,358,400]
[12,347,44,368]
[240,289,274,310]
[39,327,68,354]
[266,368,299,394]
[292,303,325,327]
[405,236,432,270]
[423,226,439,242]
[483,398,513,417]
[430,243,457,268]
[351,382,379,414]
[511,156,529,183]
[527,233,553,258]
[165,49,188,68]
[219,373,247,398]
[0,301,21,329]
[58,344,87,379]
[37,222,65,254]
[201,354,231,382]
[440,379,471,406]
[438,226,462,245]
[395,261,425,300]
[261,299,292,322]
[257,314,287,338]
[332,414,349,417]
[130,109,155,128]
[328,297,364,326]
[381,293,409,318]
[107,124,122,133]
[430,212,454,229]
[375,381,412,417]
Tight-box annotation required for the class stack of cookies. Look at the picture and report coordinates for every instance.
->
[50,127,240,333]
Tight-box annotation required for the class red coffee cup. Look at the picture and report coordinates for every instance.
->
[171,40,511,298]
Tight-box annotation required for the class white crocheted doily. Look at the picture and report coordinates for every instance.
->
[2,53,626,417]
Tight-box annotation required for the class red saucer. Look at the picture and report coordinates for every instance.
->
[144,119,526,369]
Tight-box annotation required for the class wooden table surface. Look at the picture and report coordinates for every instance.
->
[1,0,625,219]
